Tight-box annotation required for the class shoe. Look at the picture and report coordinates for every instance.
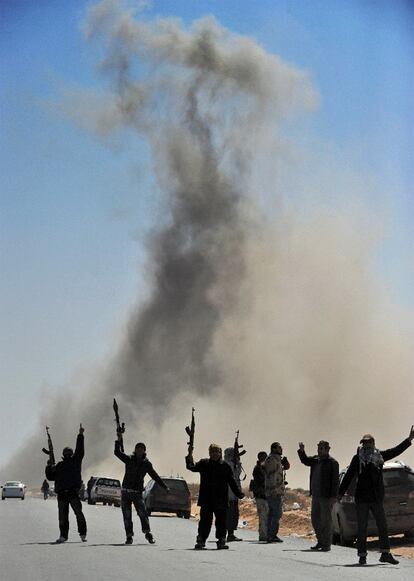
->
[125,536,133,545]
[310,543,322,550]
[227,534,243,542]
[359,556,367,565]
[80,535,87,542]
[145,532,155,544]
[259,537,268,542]
[194,541,206,550]
[216,539,229,550]
[55,536,67,544]
[274,536,284,543]
[379,553,399,565]
[320,546,331,552]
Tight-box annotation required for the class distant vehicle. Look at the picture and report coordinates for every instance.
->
[88,477,121,507]
[1,481,26,500]
[143,477,191,518]
[332,461,414,546]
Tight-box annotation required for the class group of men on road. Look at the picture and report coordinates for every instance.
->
[43,422,414,566]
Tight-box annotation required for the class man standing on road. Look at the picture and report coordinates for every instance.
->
[264,442,290,543]
[224,447,243,542]
[297,440,339,552]
[114,437,169,545]
[249,451,268,542]
[338,426,414,566]
[186,443,244,550]
[41,479,50,500]
[45,424,87,543]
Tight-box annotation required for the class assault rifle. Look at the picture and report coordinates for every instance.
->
[185,408,195,455]
[42,426,56,465]
[113,398,125,453]
[234,429,247,481]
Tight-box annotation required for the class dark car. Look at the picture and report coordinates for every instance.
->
[332,461,414,546]
[143,477,191,518]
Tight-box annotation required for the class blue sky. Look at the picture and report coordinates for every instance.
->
[1,0,413,466]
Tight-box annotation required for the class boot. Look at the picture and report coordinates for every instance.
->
[227,534,243,542]
[379,552,399,565]
[145,532,155,544]
[125,536,133,545]
[216,538,229,550]
[310,542,322,550]
[55,536,67,544]
[359,556,367,565]
[194,537,206,550]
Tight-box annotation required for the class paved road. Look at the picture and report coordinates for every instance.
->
[1,497,413,581]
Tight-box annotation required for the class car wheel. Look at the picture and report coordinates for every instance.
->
[404,530,414,541]
[2,497,5,500]
[183,511,191,519]
[114,502,120,508]
[176,511,182,518]
[21,496,25,500]
[88,500,96,505]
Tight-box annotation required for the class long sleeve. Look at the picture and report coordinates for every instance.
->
[73,433,84,461]
[114,440,128,463]
[226,465,243,499]
[330,459,340,497]
[338,455,358,496]
[147,462,168,490]
[381,438,411,462]
[297,449,316,467]
[185,455,202,473]
[45,464,56,481]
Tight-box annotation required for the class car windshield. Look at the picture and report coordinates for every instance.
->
[162,480,189,492]
[383,469,414,488]
[96,478,120,487]
[5,482,21,486]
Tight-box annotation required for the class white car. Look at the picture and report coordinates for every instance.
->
[88,477,121,507]
[2,481,26,500]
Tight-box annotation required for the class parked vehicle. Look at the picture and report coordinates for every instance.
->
[143,477,191,518]
[88,477,121,506]
[1,481,26,500]
[332,461,414,546]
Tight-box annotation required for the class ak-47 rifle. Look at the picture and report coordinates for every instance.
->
[113,398,125,453]
[42,426,55,465]
[234,429,247,481]
[185,408,195,455]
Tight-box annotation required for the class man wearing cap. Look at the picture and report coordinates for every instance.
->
[338,426,414,565]
[298,440,339,551]
[45,424,87,543]
[114,437,169,545]
[186,444,244,550]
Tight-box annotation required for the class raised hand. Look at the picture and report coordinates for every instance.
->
[298,442,305,452]
[79,423,85,435]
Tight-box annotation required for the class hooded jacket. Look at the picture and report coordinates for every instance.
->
[114,440,167,492]
[45,434,84,493]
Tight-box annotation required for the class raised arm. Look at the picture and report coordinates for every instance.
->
[73,424,85,461]
[381,427,413,462]
[297,443,316,467]
[114,439,129,463]
[185,454,202,473]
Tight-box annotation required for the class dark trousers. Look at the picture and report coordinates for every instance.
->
[226,499,240,533]
[311,497,333,548]
[198,505,227,541]
[57,490,87,539]
[356,501,390,556]
[121,490,150,537]
[267,495,282,539]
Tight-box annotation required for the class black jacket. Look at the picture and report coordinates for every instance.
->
[297,449,339,498]
[250,462,266,500]
[45,434,84,493]
[339,438,411,503]
[186,456,243,509]
[114,441,167,492]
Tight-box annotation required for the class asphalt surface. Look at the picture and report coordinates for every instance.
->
[1,497,413,581]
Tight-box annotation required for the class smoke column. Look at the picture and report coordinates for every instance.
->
[2,0,413,487]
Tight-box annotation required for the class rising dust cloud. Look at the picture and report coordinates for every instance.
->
[2,0,413,488]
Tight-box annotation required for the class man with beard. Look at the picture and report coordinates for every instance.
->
[186,444,244,550]
[45,424,87,543]
[297,440,339,552]
[338,426,414,565]
[114,436,169,545]
[264,442,290,543]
